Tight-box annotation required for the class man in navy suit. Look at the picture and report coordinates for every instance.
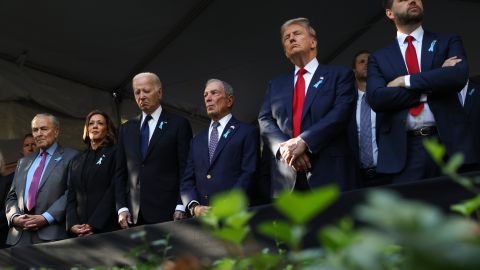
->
[367,0,479,183]
[115,72,192,227]
[460,80,480,156]
[258,18,357,196]
[181,79,259,216]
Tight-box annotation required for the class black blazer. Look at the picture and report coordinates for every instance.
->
[463,81,480,154]
[115,110,192,224]
[66,146,119,234]
[0,173,14,248]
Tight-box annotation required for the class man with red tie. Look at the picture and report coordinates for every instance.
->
[258,18,357,196]
[366,0,479,183]
[5,114,78,246]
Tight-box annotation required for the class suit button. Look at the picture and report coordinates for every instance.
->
[206,174,212,180]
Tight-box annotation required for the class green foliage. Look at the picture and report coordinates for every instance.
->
[274,185,339,225]
[451,194,480,217]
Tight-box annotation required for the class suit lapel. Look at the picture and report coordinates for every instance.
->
[285,72,295,131]
[389,40,409,76]
[130,115,142,160]
[145,110,168,159]
[210,117,239,166]
[38,146,64,190]
[301,65,328,123]
[421,31,436,72]
[19,154,37,202]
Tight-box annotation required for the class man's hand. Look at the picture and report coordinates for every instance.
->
[71,224,94,236]
[193,205,210,217]
[442,56,462,67]
[23,215,48,231]
[118,211,132,229]
[387,76,406,87]
[173,210,187,221]
[279,137,308,165]
[290,153,311,172]
[12,215,32,229]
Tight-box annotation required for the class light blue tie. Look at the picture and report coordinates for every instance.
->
[360,95,374,168]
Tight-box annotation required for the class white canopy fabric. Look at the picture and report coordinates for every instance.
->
[1,0,478,156]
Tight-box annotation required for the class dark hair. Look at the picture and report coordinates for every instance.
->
[82,110,117,148]
[352,50,371,68]
[383,0,393,9]
[23,133,33,140]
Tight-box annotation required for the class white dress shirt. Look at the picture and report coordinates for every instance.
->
[294,58,319,96]
[140,105,163,141]
[396,26,436,130]
[208,113,233,142]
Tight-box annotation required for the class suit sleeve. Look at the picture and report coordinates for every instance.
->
[5,162,22,226]
[176,118,193,207]
[180,140,198,206]
[301,69,356,154]
[66,158,80,230]
[366,54,421,112]
[258,81,291,156]
[114,124,128,211]
[234,126,260,190]
[410,35,469,95]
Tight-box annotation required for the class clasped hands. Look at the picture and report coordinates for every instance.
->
[387,56,462,87]
[279,137,311,172]
[71,224,93,236]
[13,214,48,231]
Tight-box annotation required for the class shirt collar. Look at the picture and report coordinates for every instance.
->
[295,58,319,76]
[142,105,162,123]
[40,142,58,157]
[210,113,232,128]
[357,89,366,98]
[397,25,424,45]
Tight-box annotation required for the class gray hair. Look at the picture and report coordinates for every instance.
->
[132,72,162,90]
[0,151,5,176]
[32,113,60,129]
[280,17,317,41]
[206,78,234,96]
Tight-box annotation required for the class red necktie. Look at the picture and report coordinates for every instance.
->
[26,151,47,211]
[405,35,424,116]
[292,68,307,137]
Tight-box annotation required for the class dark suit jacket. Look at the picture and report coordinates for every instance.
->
[463,81,480,154]
[66,146,119,234]
[5,145,78,246]
[258,63,357,195]
[367,31,478,174]
[115,110,192,224]
[180,117,259,206]
[0,173,14,248]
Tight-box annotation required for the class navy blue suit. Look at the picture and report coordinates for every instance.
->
[180,117,259,206]
[258,63,357,195]
[463,82,480,155]
[367,31,478,175]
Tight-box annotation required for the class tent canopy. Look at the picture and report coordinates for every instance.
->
[1,0,478,154]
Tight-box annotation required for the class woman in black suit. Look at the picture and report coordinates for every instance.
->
[66,110,119,236]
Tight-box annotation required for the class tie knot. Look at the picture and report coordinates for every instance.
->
[41,150,47,157]
[144,114,152,122]
[405,35,414,44]
[298,68,307,76]
[212,121,220,128]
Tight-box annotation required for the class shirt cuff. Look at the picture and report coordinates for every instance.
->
[42,212,55,224]
[187,200,200,210]
[10,213,21,226]
[175,204,186,212]
[404,75,411,88]
[420,94,427,102]
[118,207,129,215]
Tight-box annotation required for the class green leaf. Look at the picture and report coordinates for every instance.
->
[213,258,236,270]
[423,138,446,163]
[212,227,250,245]
[210,190,248,219]
[257,221,305,249]
[224,211,255,229]
[274,185,339,224]
[443,153,464,175]
[200,212,219,228]
[451,194,480,217]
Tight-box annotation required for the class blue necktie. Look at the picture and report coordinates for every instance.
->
[360,95,374,168]
[140,115,152,159]
[209,122,220,163]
